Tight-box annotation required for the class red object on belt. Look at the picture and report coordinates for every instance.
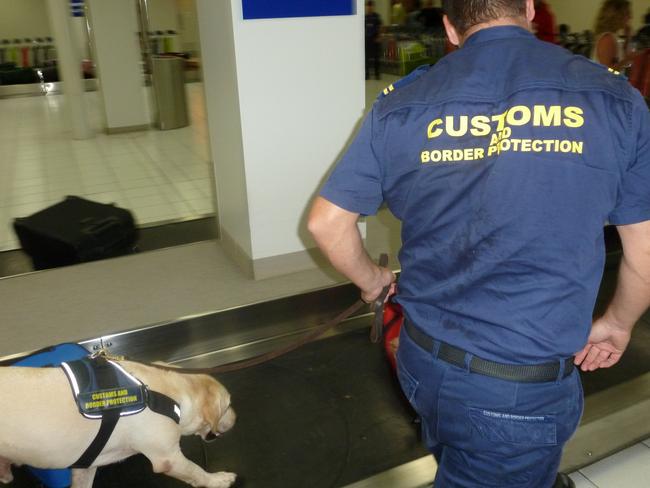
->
[21,46,30,67]
[382,301,404,371]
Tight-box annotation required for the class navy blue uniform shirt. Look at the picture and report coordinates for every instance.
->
[320,26,650,364]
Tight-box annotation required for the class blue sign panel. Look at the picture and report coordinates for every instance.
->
[70,0,84,17]
[242,0,355,20]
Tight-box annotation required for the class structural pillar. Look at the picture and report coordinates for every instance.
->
[196,0,365,279]
[45,0,93,140]
[86,0,149,133]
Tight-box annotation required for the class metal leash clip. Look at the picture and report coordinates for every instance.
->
[90,338,125,361]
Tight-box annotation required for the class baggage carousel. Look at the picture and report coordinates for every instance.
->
[5,253,650,488]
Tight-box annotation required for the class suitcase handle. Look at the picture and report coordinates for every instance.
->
[80,217,121,239]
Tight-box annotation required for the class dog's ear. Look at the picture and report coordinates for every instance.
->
[199,377,228,428]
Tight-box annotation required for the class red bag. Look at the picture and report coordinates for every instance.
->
[382,301,404,371]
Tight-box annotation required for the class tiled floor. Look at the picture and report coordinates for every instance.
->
[569,440,650,487]
[0,83,215,251]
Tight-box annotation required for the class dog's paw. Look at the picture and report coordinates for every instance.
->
[207,471,236,488]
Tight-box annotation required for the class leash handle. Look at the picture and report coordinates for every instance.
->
[370,253,391,344]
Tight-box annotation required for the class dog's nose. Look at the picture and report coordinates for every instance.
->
[204,432,219,443]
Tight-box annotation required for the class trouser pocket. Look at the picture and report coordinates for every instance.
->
[396,355,420,405]
[468,408,557,446]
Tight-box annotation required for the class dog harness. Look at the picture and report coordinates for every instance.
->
[60,356,181,468]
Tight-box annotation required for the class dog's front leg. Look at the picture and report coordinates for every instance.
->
[0,457,13,484]
[71,467,97,488]
[147,447,236,488]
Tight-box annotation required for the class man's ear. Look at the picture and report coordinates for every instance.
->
[443,15,460,46]
[526,0,536,24]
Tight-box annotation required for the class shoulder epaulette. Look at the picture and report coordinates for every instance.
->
[378,64,432,99]
[607,67,624,77]
[583,57,628,80]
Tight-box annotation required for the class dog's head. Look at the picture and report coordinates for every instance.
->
[194,375,236,442]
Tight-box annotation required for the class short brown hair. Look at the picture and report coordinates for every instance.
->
[442,0,527,34]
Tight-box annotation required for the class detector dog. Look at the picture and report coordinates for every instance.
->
[0,359,236,488]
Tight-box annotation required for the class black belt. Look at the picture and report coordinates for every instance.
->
[404,320,574,383]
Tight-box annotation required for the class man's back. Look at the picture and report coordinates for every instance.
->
[310,3,650,486]
[365,27,643,363]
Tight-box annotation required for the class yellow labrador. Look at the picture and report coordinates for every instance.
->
[0,360,236,488]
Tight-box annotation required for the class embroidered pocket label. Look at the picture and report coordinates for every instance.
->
[469,408,557,446]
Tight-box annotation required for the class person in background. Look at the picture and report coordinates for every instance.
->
[558,23,570,44]
[365,1,383,80]
[634,9,650,50]
[308,0,650,486]
[418,0,444,30]
[532,0,557,43]
[391,0,407,25]
[593,0,634,71]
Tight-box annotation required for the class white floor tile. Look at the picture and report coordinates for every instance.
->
[7,203,49,218]
[4,192,52,207]
[167,201,192,216]
[123,186,165,199]
[642,439,650,448]
[82,176,118,187]
[153,186,186,203]
[12,178,48,190]
[46,190,78,202]
[579,443,650,488]
[161,166,190,182]
[181,166,210,181]
[569,472,598,488]
[129,193,169,209]
[84,183,122,195]
[118,177,162,190]
[86,192,129,207]
[133,204,176,222]
[185,197,214,215]
[78,167,114,178]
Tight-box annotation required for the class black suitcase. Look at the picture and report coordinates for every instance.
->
[0,67,39,85]
[13,196,138,270]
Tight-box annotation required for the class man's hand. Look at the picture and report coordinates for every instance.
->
[308,197,397,303]
[576,221,650,372]
[574,316,632,371]
[360,266,396,303]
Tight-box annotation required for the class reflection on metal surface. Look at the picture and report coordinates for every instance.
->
[78,282,371,366]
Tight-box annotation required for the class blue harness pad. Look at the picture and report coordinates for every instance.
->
[61,357,146,419]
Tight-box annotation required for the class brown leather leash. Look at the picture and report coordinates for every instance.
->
[98,254,392,375]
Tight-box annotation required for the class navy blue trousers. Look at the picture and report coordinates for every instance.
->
[396,326,583,487]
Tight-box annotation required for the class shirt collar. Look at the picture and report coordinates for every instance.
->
[463,25,534,47]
